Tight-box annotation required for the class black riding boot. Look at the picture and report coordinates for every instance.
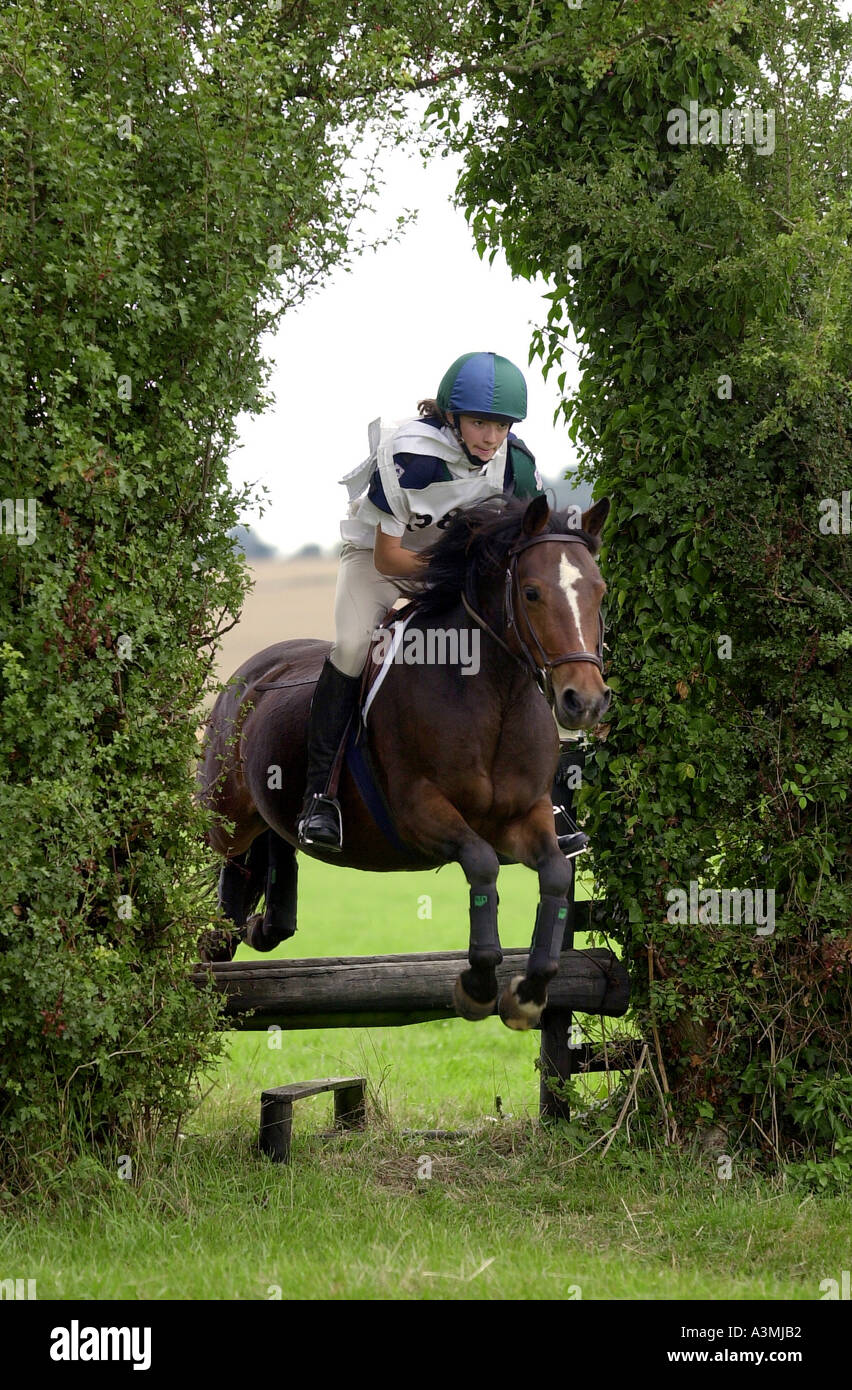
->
[297,657,361,852]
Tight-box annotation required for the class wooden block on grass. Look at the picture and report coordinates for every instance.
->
[259,1075,366,1164]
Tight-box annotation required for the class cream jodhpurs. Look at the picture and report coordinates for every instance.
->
[329,542,404,677]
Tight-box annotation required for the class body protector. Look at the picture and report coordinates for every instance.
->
[339,416,543,554]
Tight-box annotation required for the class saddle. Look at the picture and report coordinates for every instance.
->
[254,602,418,852]
[321,601,416,847]
[252,600,415,711]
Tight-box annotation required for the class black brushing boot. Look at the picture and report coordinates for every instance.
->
[297,657,361,852]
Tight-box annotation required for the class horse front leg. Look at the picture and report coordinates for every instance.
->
[494,798,573,1030]
[395,780,503,1022]
[454,845,503,1021]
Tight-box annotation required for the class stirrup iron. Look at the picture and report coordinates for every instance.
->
[297,792,343,851]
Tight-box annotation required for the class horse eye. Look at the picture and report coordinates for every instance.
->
[524,586,540,602]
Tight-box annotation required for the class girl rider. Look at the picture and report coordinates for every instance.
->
[296,351,579,855]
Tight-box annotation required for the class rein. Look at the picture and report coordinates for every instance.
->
[463,531,605,704]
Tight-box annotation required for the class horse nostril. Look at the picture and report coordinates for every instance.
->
[600,686,612,710]
[560,687,584,715]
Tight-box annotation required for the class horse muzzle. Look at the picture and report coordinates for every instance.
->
[553,680,612,731]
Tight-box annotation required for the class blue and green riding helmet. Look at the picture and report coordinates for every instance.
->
[436,351,528,424]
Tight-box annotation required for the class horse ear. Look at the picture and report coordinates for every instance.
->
[522,494,550,537]
[581,498,611,542]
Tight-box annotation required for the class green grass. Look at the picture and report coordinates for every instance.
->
[3,858,849,1300]
[5,1126,849,1301]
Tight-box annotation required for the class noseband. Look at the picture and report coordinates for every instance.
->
[462,531,606,704]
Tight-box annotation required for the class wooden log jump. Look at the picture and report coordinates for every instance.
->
[192,945,628,1031]
[192,891,633,1157]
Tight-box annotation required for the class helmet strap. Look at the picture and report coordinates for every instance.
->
[447,412,483,469]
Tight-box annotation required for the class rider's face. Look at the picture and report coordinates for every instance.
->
[451,413,511,463]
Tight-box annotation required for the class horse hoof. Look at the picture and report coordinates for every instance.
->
[244,914,269,952]
[498,975,545,1031]
[244,912,297,953]
[197,928,240,964]
[453,974,496,1022]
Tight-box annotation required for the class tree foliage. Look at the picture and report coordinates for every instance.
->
[0,0,469,1182]
[437,0,852,1165]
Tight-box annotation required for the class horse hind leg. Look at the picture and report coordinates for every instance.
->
[243,832,298,953]
[198,833,269,963]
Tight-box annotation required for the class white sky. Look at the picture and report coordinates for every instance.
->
[230,136,582,555]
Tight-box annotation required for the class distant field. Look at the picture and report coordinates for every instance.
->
[211,557,338,690]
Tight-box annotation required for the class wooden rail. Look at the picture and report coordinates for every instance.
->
[191,946,629,1031]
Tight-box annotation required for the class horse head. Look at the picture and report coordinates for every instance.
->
[402,493,612,732]
[511,494,611,731]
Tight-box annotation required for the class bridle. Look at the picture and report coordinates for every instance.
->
[461,531,606,705]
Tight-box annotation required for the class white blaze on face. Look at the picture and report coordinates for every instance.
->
[558,554,587,652]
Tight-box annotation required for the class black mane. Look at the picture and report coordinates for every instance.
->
[397,497,598,619]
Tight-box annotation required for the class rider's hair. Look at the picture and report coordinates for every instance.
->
[417,398,449,423]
